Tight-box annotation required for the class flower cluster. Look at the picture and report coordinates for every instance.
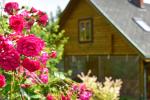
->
[71,84,92,100]
[46,83,92,100]
[5,2,49,32]
[0,2,56,89]
[0,35,20,71]
[4,2,19,15]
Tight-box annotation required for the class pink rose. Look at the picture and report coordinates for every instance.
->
[22,58,41,72]
[79,84,86,92]
[30,7,37,13]
[61,95,70,100]
[72,84,79,91]
[39,74,48,84]
[40,67,49,74]
[17,34,45,57]
[0,36,13,52]
[0,35,5,41]
[39,52,49,65]
[0,74,6,88]
[4,2,19,15]
[0,49,20,71]
[21,84,31,88]
[46,94,54,100]
[9,15,25,32]
[24,20,34,31]
[8,32,23,41]
[17,66,24,75]
[37,11,48,26]
[20,10,34,31]
[79,91,92,100]
[20,10,29,17]
[50,51,57,58]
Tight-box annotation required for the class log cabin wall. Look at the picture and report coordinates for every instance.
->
[61,0,137,56]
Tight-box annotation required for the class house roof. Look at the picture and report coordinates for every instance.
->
[90,0,150,58]
[61,0,150,58]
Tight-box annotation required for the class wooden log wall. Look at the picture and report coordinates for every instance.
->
[61,0,137,56]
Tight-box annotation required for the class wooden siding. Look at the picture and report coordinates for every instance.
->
[61,0,137,55]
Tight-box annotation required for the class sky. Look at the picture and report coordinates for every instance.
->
[145,0,150,4]
[1,0,69,16]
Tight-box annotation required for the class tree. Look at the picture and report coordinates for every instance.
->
[56,6,62,18]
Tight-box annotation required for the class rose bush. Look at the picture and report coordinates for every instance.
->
[0,2,57,99]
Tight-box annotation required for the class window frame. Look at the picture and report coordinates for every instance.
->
[78,17,93,43]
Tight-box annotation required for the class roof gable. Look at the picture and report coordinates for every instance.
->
[60,0,78,27]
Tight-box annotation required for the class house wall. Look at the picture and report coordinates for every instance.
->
[61,0,137,55]
[60,0,143,99]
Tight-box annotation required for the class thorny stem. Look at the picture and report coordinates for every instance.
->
[19,87,25,100]
[31,72,43,84]
[11,71,25,100]
[10,72,15,100]
[18,73,25,100]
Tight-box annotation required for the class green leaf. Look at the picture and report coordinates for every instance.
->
[30,95,42,99]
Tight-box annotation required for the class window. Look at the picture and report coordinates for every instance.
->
[78,18,93,43]
[133,17,150,32]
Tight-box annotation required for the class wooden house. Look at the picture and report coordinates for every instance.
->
[60,0,150,99]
